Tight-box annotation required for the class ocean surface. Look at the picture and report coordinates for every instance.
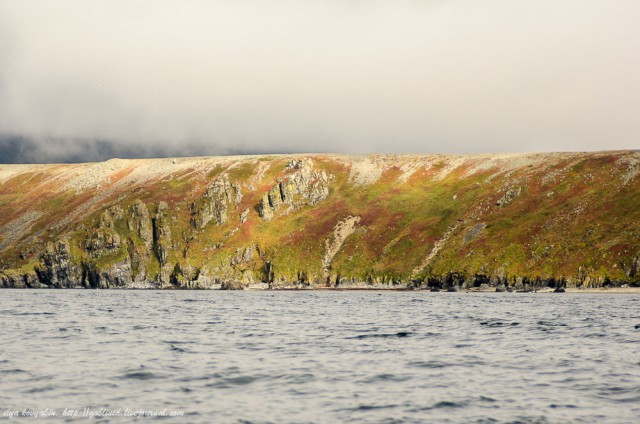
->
[0,290,639,423]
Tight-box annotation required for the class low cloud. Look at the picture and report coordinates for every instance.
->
[1,1,639,162]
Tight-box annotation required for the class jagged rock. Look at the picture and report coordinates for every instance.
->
[280,179,297,205]
[85,230,121,258]
[156,264,173,287]
[98,211,114,229]
[153,202,172,265]
[259,192,274,221]
[1,272,31,288]
[23,272,40,288]
[259,159,332,221]
[182,268,222,289]
[84,258,132,289]
[82,226,141,288]
[286,159,304,169]
[167,262,201,287]
[125,238,149,283]
[308,184,329,205]
[128,200,153,247]
[230,246,256,267]
[497,187,522,206]
[284,160,330,205]
[242,246,254,263]
[35,239,82,288]
[232,182,243,205]
[0,271,25,288]
[239,208,250,223]
[120,201,154,283]
[191,174,242,229]
[98,205,124,229]
[268,184,283,209]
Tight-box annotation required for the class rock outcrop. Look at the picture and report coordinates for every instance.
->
[98,206,124,229]
[85,229,121,258]
[84,258,133,289]
[258,192,275,221]
[34,239,82,288]
[230,245,256,267]
[259,159,332,221]
[259,193,274,221]
[496,187,522,206]
[191,174,242,228]
[128,200,153,247]
[153,201,172,265]
[0,269,40,288]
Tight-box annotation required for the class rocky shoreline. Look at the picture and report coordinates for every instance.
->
[2,272,638,292]
[2,284,640,293]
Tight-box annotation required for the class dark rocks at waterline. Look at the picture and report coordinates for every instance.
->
[1,258,639,291]
[220,280,245,290]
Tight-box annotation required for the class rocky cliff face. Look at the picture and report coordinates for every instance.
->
[1,152,639,289]
[34,239,83,288]
[191,174,242,228]
[153,201,172,266]
[259,159,331,221]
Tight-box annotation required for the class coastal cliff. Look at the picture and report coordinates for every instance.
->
[1,152,639,290]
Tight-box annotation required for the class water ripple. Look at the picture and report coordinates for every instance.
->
[0,290,638,423]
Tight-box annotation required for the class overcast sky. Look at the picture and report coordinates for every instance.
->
[0,1,639,162]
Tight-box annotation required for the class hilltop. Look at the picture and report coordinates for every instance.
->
[1,151,639,290]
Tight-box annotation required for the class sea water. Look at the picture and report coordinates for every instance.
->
[1,290,639,423]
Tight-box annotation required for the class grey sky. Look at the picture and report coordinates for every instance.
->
[0,1,639,161]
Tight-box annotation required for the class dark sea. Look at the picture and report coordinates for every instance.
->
[1,290,639,423]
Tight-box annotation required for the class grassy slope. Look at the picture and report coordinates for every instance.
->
[0,152,639,287]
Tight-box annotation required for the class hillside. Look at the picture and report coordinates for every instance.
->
[1,151,639,290]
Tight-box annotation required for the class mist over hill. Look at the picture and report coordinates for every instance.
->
[0,135,299,164]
